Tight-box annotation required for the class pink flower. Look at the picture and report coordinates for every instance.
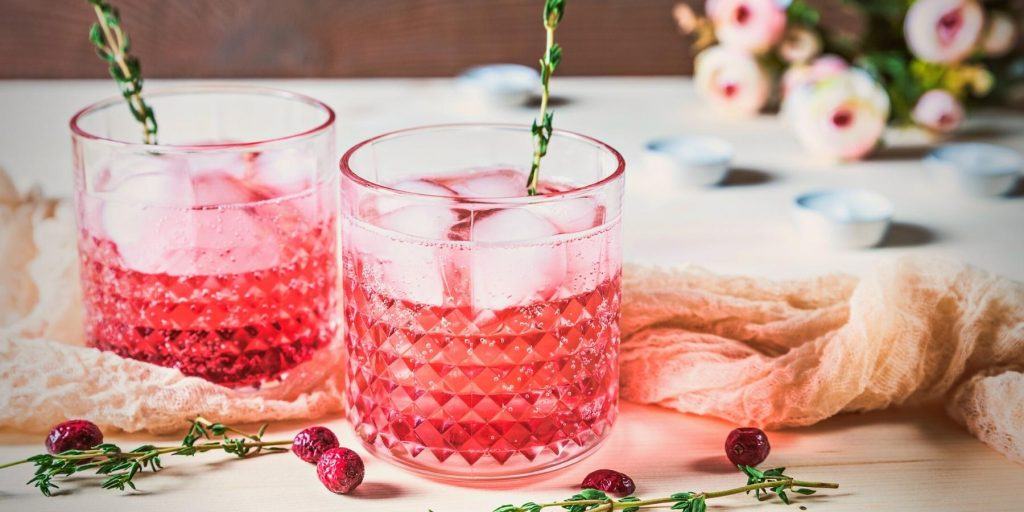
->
[980,11,1019,57]
[695,45,773,117]
[783,69,891,161]
[706,0,787,54]
[904,0,985,64]
[911,89,965,133]
[782,55,849,98]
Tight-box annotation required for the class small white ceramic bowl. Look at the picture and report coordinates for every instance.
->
[644,135,734,187]
[925,143,1023,197]
[455,64,540,107]
[792,189,893,249]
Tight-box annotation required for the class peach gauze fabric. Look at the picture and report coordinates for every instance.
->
[1,171,1021,465]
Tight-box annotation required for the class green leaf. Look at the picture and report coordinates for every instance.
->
[548,43,563,69]
[739,465,764,479]
[794,488,817,495]
[787,0,820,25]
[544,0,566,27]
[577,488,607,500]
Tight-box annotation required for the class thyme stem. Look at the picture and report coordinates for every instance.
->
[526,0,566,196]
[1,418,290,496]
[494,466,839,512]
[87,0,158,144]
[0,458,30,470]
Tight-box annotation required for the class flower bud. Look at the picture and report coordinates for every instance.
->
[912,89,965,133]
[980,11,1019,57]
[779,26,823,64]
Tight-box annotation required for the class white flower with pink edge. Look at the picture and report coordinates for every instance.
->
[784,69,891,161]
[904,0,985,64]
[695,45,773,117]
[706,0,787,54]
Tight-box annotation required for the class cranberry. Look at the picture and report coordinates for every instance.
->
[725,427,771,467]
[581,469,636,496]
[292,426,340,463]
[46,420,104,454]
[317,447,364,494]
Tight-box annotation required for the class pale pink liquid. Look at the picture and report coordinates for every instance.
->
[77,156,338,388]
[342,169,621,476]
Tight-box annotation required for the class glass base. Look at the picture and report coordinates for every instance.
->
[356,424,614,481]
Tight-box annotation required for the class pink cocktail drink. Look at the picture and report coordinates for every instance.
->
[71,86,338,388]
[341,125,625,479]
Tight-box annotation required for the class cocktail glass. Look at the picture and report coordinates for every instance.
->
[340,124,625,479]
[70,85,338,389]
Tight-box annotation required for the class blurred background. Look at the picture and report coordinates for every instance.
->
[0,0,870,78]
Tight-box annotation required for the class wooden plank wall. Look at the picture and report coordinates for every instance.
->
[0,0,705,78]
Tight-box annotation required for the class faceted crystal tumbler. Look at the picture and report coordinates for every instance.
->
[70,85,338,389]
[340,124,625,479]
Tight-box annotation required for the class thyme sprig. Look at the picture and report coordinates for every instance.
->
[526,0,566,196]
[492,466,839,512]
[86,0,158,144]
[1,417,290,496]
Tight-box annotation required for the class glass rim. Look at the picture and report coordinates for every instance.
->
[339,123,626,206]
[69,84,336,151]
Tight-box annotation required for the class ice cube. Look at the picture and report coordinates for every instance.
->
[102,171,280,276]
[192,173,264,206]
[534,198,607,297]
[251,149,317,195]
[94,153,192,197]
[444,168,527,198]
[371,179,454,217]
[536,197,605,233]
[168,208,281,276]
[186,151,252,181]
[469,208,566,310]
[367,205,461,306]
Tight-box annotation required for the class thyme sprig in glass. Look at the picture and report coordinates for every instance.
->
[86,0,158,144]
[492,466,839,512]
[0,417,290,496]
[526,0,566,196]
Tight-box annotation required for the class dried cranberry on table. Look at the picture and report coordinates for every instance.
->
[291,426,340,463]
[46,420,104,454]
[725,427,771,467]
[317,447,365,494]
[580,468,636,496]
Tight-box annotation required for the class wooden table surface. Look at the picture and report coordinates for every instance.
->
[0,78,1022,511]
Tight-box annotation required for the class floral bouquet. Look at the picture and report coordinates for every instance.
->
[675,0,1022,160]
